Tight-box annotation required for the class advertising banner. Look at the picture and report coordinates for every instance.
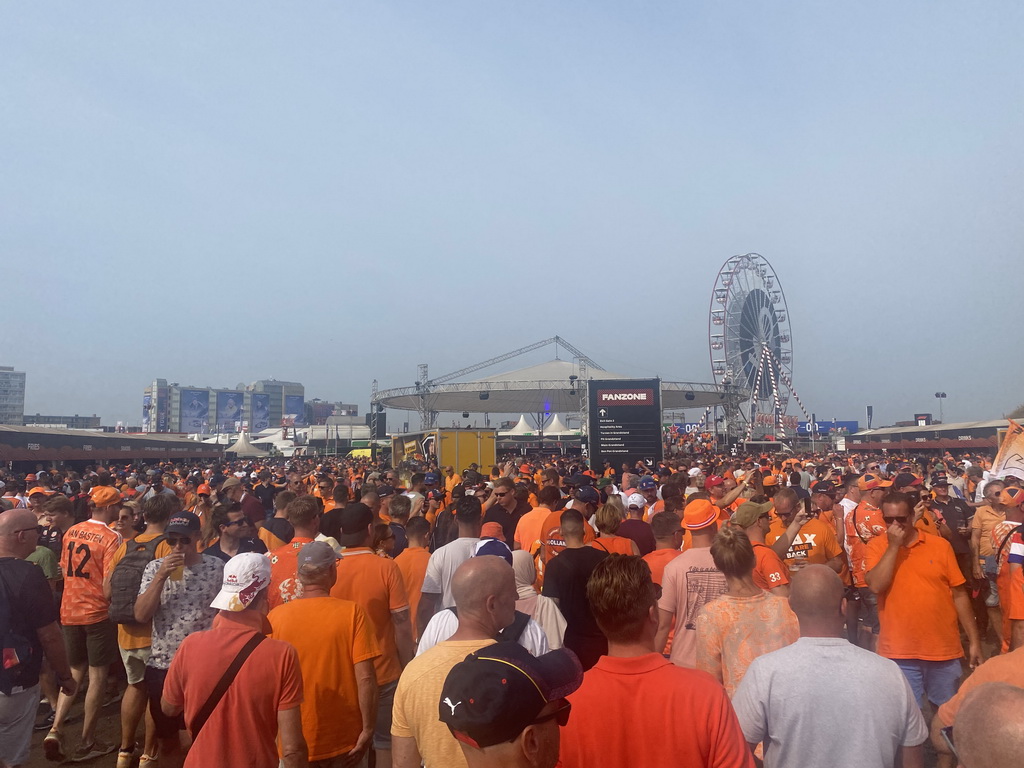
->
[156,387,169,433]
[797,420,859,435]
[142,394,152,432]
[216,391,244,432]
[179,389,209,433]
[251,393,270,432]
[284,395,305,427]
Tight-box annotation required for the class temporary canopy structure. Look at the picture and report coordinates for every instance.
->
[543,414,577,436]
[499,415,536,437]
[225,431,267,457]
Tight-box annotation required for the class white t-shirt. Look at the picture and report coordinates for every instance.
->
[732,637,927,768]
[416,609,549,657]
[421,538,480,608]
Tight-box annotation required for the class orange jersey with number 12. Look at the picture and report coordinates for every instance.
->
[59,519,122,626]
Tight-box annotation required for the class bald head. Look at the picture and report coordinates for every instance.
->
[956,683,1024,768]
[0,508,39,559]
[789,565,845,631]
[0,508,36,537]
[451,556,515,614]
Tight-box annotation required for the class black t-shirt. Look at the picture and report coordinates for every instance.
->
[932,497,973,556]
[0,558,58,690]
[483,507,517,546]
[617,519,656,556]
[252,483,278,513]
[39,526,63,558]
[389,522,408,559]
[431,504,460,552]
[263,517,295,546]
[321,502,359,543]
[542,547,608,668]
[203,537,268,563]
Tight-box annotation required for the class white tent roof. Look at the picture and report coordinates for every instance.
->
[499,415,536,436]
[225,431,267,457]
[543,414,576,436]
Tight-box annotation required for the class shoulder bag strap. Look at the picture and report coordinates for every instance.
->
[190,632,265,740]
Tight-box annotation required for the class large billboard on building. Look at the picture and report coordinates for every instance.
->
[251,393,270,432]
[284,395,305,427]
[142,394,151,432]
[156,386,169,432]
[216,391,244,432]
[179,389,209,433]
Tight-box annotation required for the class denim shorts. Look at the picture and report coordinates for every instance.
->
[894,658,962,707]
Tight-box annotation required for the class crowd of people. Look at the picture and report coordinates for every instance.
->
[0,448,1022,767]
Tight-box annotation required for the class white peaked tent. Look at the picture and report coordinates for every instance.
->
[543,414,576,436]
[225,431,267,457]
[500,415,536,436]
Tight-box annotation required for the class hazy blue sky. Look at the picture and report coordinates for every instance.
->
[2,2,1022,429]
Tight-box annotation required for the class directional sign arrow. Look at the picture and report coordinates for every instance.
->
[599,409,607,417]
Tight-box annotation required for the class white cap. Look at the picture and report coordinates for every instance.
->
[625,493,646,509]
[688,467,703,477]
[210,553,272,612]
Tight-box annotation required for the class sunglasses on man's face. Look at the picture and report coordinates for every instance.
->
[166,536,192,547]
[882,516,909,526]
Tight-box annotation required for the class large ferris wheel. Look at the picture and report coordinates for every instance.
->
[708,253,802,438]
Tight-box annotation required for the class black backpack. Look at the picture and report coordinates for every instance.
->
[108,536,166,625]
[0,562,34,695]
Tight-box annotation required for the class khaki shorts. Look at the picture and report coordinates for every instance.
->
[63,620,118,668]
[119,645,152,685]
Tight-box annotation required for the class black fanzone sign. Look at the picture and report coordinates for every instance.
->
[588,379,663,470]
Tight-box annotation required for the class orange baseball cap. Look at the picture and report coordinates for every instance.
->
[27,487,54,497]
[682,499,718,530]
[857,473,893,491]
[761,475,778,487]
[197,484,212,496]
[90,486,123,508]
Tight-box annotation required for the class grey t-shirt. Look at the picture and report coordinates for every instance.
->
[421,538,480,608]
[732,637,927,768]
[140,554,224,670]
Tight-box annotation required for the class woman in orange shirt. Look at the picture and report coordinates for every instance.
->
[589,503,640,556]
[695,525,799,697]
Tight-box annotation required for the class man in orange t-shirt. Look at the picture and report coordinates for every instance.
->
[766,488,844,575]
[46,485,123,762]
[267,496,319,609]
[269,542,381,765]
[731,501,790,594]
[539,487,598,567]
[162,553,305,768]
[330,504,414,768]
[561,554,754,768]
[846,473,891,644]
[514,486,561,554]
[865,492,982,708]
[643,511,685,655]
[643,512,684,586]
[394,516,431,643]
